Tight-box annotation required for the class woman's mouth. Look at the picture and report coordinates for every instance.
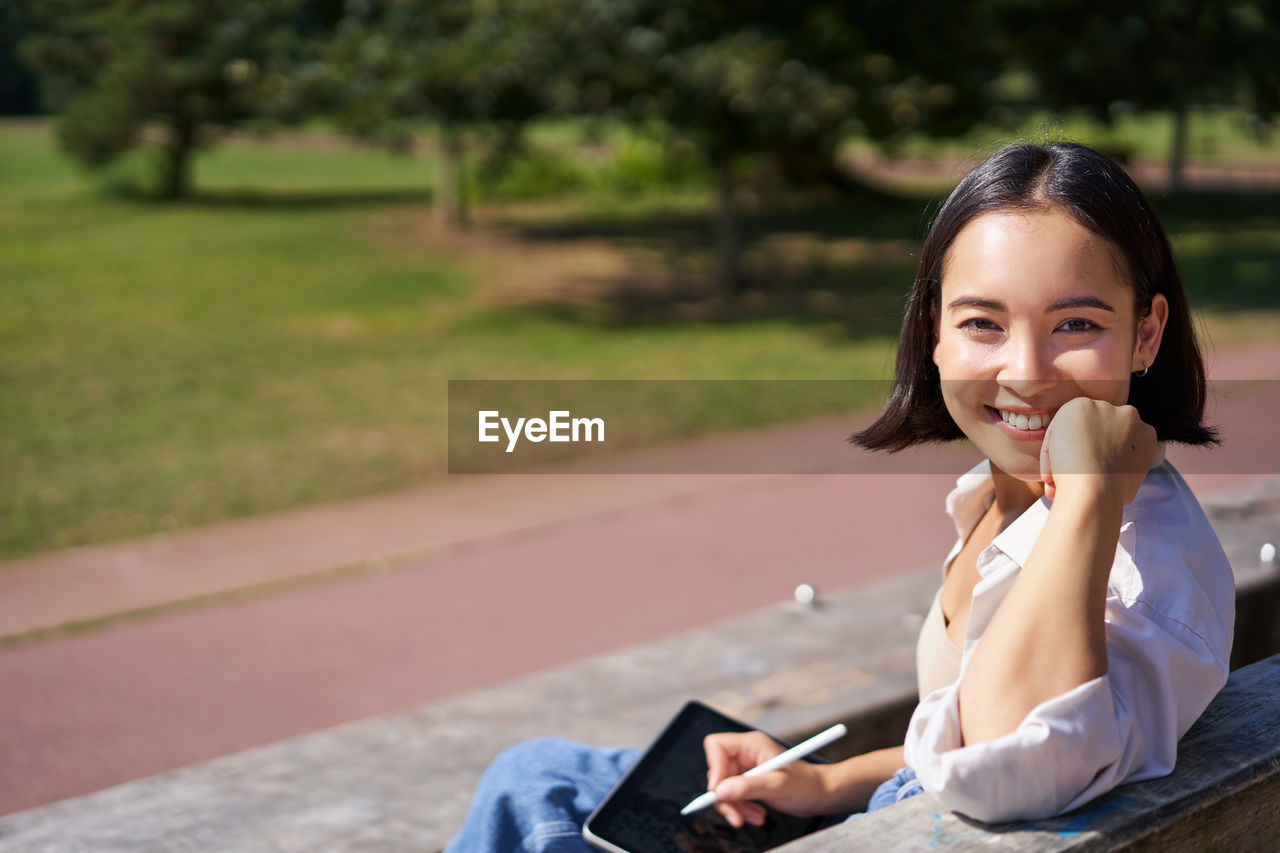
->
[997,408,1052,430]
[987,406,1054,437]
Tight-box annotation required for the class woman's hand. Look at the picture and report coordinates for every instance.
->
[702,731,830,827]
[1040,397,1157,505]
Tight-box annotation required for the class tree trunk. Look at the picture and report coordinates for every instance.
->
[713,159,742,296]
[436,123,467,229]
[1169,104,1189,193]
[160,120,195,199]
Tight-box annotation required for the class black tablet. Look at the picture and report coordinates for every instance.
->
[582,701,835,853]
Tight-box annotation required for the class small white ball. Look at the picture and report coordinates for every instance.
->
[794,583,817,606]
[1262,542,1277,565]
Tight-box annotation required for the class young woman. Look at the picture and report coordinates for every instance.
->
[446,142,1234,849]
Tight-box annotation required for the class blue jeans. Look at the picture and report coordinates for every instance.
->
[444,738,922,853]
[862,766,924,812]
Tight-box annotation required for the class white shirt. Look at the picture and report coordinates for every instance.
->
[903,451,1235,823]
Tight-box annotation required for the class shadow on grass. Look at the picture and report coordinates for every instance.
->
[499,186,1280,337]
[1152,191,1280,312]
[511,243,918,344]
[186,187,433,211]
[482,187,926,341]
[1153,191,1280,232]
[520,268,915,343]
[504,185,936,245]
[115,179,1277,336]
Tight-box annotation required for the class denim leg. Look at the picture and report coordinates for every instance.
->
[836,767,924,825]
[445,738,641,853]
[865,767,924,812]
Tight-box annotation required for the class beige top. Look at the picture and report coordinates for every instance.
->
[916,588,963,700]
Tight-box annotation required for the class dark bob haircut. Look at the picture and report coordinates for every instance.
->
[854,141,1217,452]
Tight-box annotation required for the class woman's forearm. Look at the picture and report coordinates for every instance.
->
[817,745,906,814]
[957,483,1122,745]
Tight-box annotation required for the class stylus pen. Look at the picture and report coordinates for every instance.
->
[679,722,849,816]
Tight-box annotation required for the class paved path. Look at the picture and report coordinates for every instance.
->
[1,340,1277,816]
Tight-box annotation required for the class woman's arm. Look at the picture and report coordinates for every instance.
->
[816,745,908,813]
[904,408,1231,822]
[956,483,1120,743]
[957,398,1155,745]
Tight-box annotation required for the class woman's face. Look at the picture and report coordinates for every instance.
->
[932,208,1167,482]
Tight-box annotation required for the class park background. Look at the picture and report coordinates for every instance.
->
[2,0,1280,829]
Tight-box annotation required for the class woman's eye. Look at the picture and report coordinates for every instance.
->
[959,318,1001,332]
[1058,318,1099,333]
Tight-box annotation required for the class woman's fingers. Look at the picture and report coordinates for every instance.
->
[713,778,770,828]
[703,731,782,789]
[718,799,767,827]
[711,767,809,827]
[1040,425,1056,500]
[702,731,789,827]
[703,734,731,791]
[701,731,834,826]
[1041,398,1156,504]
[714,769,785,803]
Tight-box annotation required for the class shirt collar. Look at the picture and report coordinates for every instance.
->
[943,444,1168,573]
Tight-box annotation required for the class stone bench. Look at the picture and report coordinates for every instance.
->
[779,651,1280,852]
[0,566,939,852]
[0,479,1275,852]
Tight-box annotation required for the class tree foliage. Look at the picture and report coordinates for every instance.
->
[17,0,1277,215]
[0,1,49,114]
[576,1,1004,290]
[320,0,580,226]
[21,0,305,198]
[994,0,1280,186]
[998,0,1279,113]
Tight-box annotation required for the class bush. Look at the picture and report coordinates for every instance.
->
[470,125,710,202]
[473,148,588,200]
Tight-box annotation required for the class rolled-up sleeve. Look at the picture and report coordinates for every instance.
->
[904,597,1228,824]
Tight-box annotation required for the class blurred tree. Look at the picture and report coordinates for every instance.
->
[996,0,1280,190]
[322,0,573,228]
[628,24,852,292]
[1,2,50,115]
[596,1,1003,294]
[825,1,1007,144]
[580,3,841,293]
[21,0,303,198]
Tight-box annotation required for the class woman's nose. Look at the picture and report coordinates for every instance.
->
[998,332,1058,396]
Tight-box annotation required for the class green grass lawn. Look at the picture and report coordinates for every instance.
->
[0,123,898,558]
[2,118,1279,559]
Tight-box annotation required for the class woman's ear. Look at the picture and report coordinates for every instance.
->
[1133,293,1169,373]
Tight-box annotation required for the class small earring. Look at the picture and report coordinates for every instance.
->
[1136,359,1149,377]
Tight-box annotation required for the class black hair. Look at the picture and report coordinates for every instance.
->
[854,141,1216,451]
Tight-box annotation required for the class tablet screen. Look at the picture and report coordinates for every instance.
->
[583,702,833,853]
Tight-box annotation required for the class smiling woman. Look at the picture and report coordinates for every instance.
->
[856,145,1215,455]
[442,143,1237,850]
[933,208,1168,484]
[845,142,1231,824]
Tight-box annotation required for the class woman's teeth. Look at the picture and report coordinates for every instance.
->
[998,409,1050,430]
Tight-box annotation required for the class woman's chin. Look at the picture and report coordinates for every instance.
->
[963,418,1048,484]
[984,449,1045,484]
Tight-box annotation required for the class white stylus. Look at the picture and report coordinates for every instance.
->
[679,723,848,816]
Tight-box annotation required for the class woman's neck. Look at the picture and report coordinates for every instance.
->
[990,467,1045,519]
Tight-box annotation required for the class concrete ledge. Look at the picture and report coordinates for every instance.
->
[0,567,939,852]
[778,654,1280,852]
[1198,476,1280,669]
